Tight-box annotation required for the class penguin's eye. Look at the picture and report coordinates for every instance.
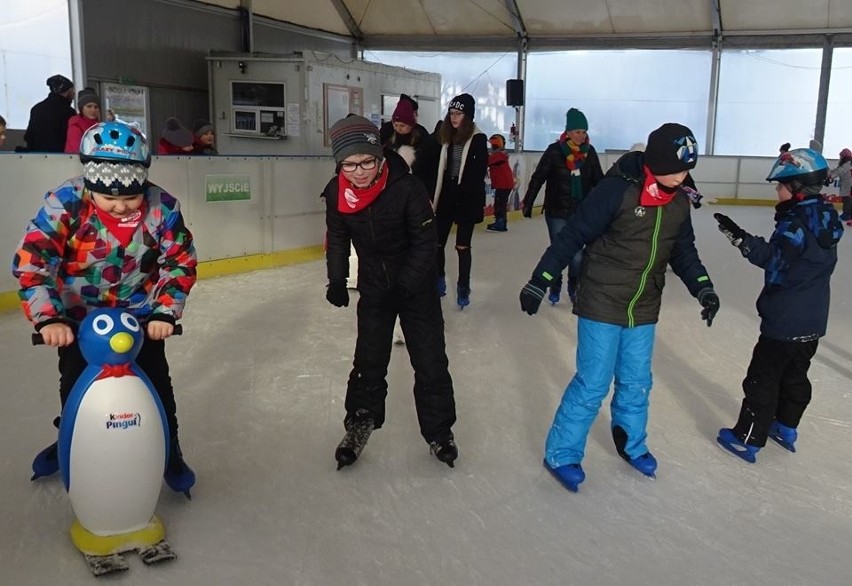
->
[92,315,115,335]
[120,313,140,332]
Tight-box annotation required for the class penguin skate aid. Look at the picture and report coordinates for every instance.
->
[12,121,198,574]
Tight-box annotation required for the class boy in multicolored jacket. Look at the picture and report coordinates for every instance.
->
[12,121,198,496]
[714,148,843,463]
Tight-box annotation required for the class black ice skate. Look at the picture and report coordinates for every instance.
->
[429,435,458,468]
[335,409,375,469]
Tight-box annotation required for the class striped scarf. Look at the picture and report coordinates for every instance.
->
[558,132,590,200]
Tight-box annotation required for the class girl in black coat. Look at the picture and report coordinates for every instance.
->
[324,115,458,470]
[433,93,488,308]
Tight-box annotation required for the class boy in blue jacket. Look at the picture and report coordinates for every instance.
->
[519,123,719,492]
[715,148,843,463]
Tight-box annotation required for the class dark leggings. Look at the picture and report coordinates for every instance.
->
[58,338,179,440]
[493,188,510,220]
[435,215,475,289]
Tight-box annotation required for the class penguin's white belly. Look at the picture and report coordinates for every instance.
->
[67,376,165,536]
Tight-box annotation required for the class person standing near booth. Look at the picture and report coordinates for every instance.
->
[24,74,76,153]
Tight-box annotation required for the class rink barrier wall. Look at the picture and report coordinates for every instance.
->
[0,151,833,314]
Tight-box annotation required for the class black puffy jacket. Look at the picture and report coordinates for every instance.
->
[523,141,604,218]
[24,93,75,153]
[325,150,438,298]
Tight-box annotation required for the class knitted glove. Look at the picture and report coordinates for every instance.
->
[326,280,349,308]
[697,288,720,327]
[713,213,747,248]
[520,276,549,315]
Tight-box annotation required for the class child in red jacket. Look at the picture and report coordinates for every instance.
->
[486,134,515,232]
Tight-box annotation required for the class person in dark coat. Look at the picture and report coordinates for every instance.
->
[521,108,605,305]
[379,93,418,145]
[323,114,458,470]
[433,93,488,308]
[714,148,843,463]
[382,97,439,197]
[519,123,720,492]
[24,74,76,152]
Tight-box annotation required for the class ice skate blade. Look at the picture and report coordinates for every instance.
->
[716,436,757,464]
[768,434,796,453]
[85,553,129,576]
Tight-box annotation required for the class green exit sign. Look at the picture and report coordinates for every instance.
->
[206,175,251,202]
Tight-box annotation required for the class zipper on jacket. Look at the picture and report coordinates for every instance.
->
[367,207,391,287]
[626,207,663,327]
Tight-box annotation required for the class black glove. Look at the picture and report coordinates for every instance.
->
[520,276,549,315]
[713,213,747,248]
[698,288,720,327]
[326,280,349,308]
[522,204,533,218]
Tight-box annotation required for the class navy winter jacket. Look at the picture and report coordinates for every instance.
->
[739,196,842,341]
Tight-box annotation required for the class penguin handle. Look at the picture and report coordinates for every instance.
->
[32,325,181,345]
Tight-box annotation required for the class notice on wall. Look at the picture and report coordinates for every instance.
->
[206,174,251,202]
[101,83,149,137]
[286,103,301,137]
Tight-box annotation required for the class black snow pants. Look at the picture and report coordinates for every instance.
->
[733,335,818,447]
[345,287,456,443]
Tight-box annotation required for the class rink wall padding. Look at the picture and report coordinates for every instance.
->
[0,151,808,313]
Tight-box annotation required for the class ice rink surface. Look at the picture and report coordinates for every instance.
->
[2,205,851,585]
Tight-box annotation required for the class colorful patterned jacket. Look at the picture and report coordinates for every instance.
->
[12,177,197,328]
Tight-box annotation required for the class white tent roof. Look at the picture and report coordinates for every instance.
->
[198,0,852,48]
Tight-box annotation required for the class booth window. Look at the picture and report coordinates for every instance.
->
[230,81,286,138]
[324,84,364,146]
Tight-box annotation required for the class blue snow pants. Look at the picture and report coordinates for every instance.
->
[544,317,655,467]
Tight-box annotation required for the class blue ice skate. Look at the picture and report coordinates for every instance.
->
[612,425,656,478]
[716,428,760,464]
[31,441,59,481]
[437,276,447,297]
[624,452,657,478]
[548,288,560,305]
[457,286,470,309]
[768,421,797,453]
[163,439,195,499]
[543,460,585,492]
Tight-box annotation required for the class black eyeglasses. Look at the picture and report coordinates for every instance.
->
[340,158,378,172]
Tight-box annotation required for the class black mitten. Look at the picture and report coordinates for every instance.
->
[326,280,349,307]
[713,213,747,248]
[697,288,720,327]
[519,276,549,315]
[522,203,533,218]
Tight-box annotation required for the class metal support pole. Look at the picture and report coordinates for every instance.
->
[705,41,721,155]
[813,38,833,151]
[67,0,86,89]
[515,36,528,153]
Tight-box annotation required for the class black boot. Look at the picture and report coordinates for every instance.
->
[335,409,375,470]
[429,434,458,468]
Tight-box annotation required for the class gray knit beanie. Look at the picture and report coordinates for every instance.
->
[329,115,383,164]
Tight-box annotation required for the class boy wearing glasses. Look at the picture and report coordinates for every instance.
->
[323,115,458,470]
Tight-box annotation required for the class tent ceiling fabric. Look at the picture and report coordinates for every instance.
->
[196,0,852,43]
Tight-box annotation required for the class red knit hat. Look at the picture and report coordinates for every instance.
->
[392,99,416,126]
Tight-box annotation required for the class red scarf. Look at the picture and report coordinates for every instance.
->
[94,203,145,247]
[337,164,389,214]
[640,165,677,207]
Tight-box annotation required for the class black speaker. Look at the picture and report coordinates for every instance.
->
[506,79,524,107]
